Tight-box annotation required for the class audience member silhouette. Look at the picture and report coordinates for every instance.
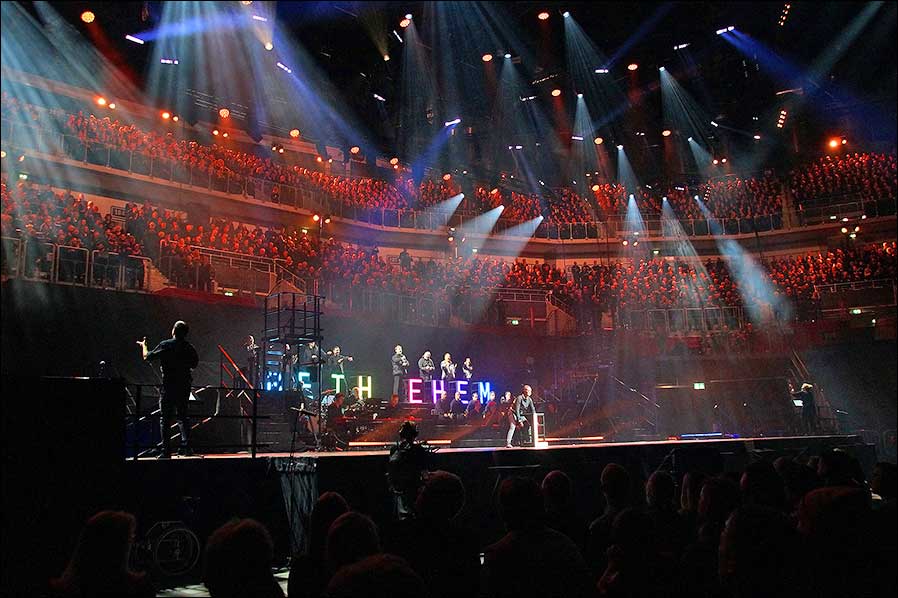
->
[325,512,381,576]
[587,463,632,576]
[542,469,588,550]
[288,492,349,598]
[482,477,592,598]
[324,554,426,598]
[204,518,283,598]
[49,511,154,598]
[383,470,479,598]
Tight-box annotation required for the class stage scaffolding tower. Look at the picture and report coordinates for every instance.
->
[262,292,325,411]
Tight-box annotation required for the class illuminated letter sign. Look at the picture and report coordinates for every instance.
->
[357,375,373,400]
[407,378,423,403]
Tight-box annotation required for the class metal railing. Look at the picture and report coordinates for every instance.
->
[4,117,894,240]
[2,236,151,291]
[620,306,748,332]
[125,384,262,459]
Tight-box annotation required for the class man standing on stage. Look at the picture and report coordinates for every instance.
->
[790,382,818,435]
[418,350,435,382]
[506,384,535,448]
[138,320,199,458]
[392,344,410,399]
[244,335,260,388]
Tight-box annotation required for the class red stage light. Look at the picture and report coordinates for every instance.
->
[490,188,499,195]
[627,63,638,71]
[289,129,300,138]
[442,173,451,181]
[96,97,107,107]
[591,184,600,192]
[538,11,550,20]
[316,156,323,163]
[828,138,840,149]
[161,111,170,119]
[551,88,561,97]
[313,214,321,222]
[219,108,230,118]
[81,11,95,24]
[482,53,493,62]
[212,129,219,136]
[399,18,411,28]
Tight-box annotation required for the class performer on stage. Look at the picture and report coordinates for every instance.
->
[465,392,483,421]
[244,335,261,388]
[441,353,456,384]
[281,344,297,391]
[392,344,410,398]
[506,384,535,448]
[137,320,199,458]
[418,350,435,382]
[790,382,818,435]
[449,391,467,419]
[462,357,474,381]
[326,345,353,381]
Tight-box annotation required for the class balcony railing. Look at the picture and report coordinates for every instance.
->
[2,235,152,291]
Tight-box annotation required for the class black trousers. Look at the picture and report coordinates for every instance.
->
[160,384,190,455]
[393,375,403,399]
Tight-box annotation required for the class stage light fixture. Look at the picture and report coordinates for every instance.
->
[219,108,230,118]
[674,43,690,50]
[324,215,332,224]
[594,68,609,74]
[264,42,274,51]
[316,156,323,163]
[161,111,170,119]
[81,11,95,24]
[96,97,107,107]
[108,103,116,110]
[125,34,145,45]
[393,164,399,170]
[172,115,179,122]
[594,137,603,145]
[383,54,390,61]
[222,132,229,138]
[241,1,253,4]
[0,151,5,159]
[538,11,550,20]
[627,63,638,71]
[842,138,848,144]
[504,53,512,59]
[350,146,361,154]
[712,159,719,165]
[212,129,220,136]
[290,129,300,138]
[313,214,321,222]
[399,18,411,28]
[591,184,600,191]
[482,53,493,62]
[840,227,848,234]
[662,129,671,137]
[622,240,629,246]
[659,66,666,71]
[753,134,761,140]
[444,117,461,127]
[721,158,727,163]
[563,11,571,18]
[577,92,584,98]
[328,158,333,163]
[490,188,499,195]
[551,88,561,97]
[405,13,412,19]
[389,157,400,165]
[442,173,451,181]
[617,144,624,150]
[278,147,285,153]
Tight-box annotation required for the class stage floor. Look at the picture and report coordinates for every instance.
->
[131,434,858,461]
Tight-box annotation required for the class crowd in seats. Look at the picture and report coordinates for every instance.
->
[3,94,896,227]
[50,452,897,597]
[791,153,897,208]
[4,176,895,323]
[1,179,141,255]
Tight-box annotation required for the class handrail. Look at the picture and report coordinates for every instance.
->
[218,344,255,394]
